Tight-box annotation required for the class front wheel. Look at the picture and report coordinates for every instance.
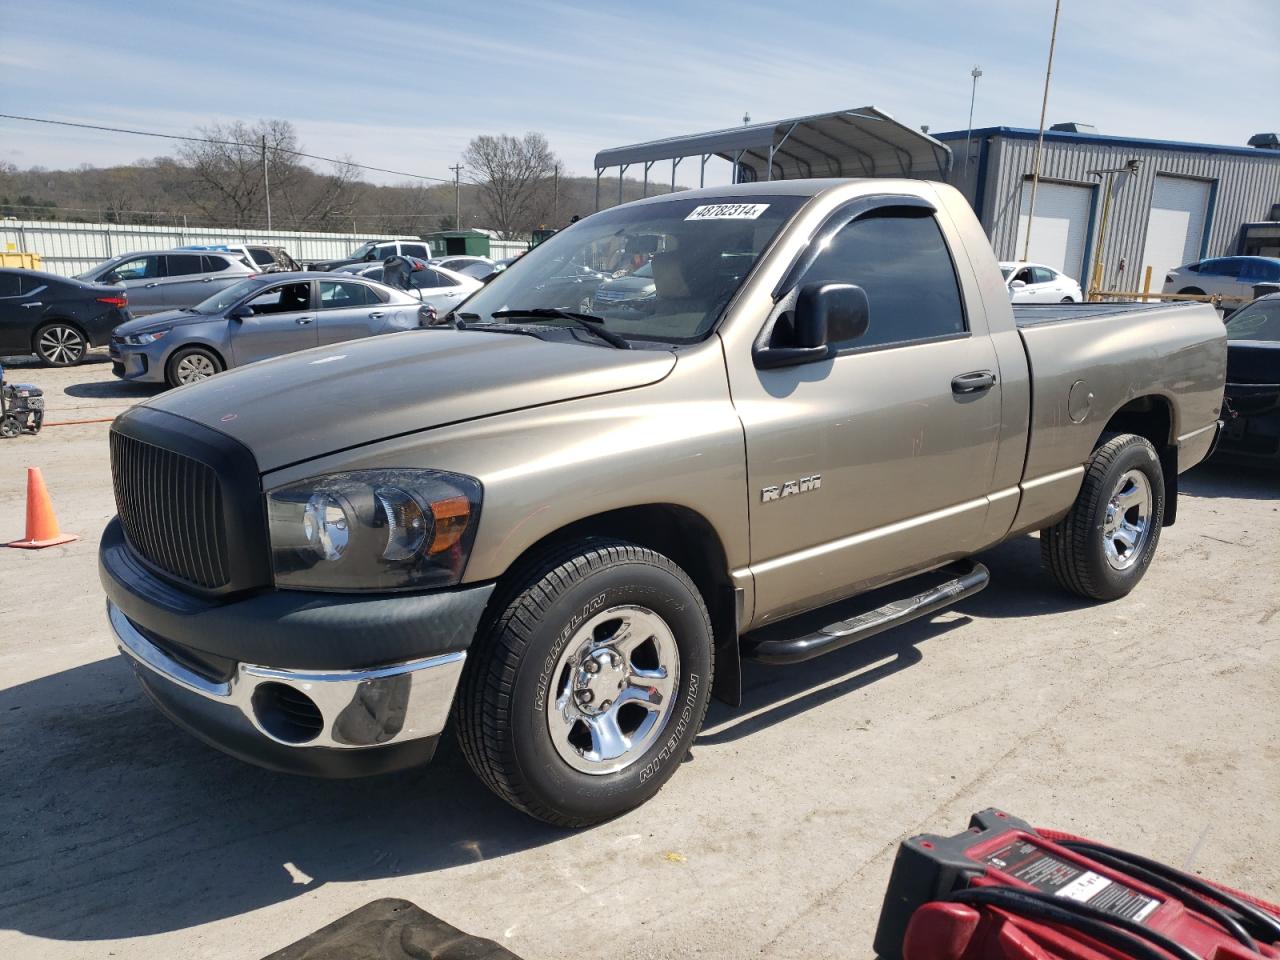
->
[35,322,87,366]
[1060,296,1075,303]
[1041,433,1165,601]
[166,347,223,387]
[455,539,713,827]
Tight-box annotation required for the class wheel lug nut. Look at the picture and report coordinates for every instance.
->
[578,689,594,703]
[601,700,612,709]
[585,660,600,674]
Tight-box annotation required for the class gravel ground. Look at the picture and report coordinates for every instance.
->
[1,353,1276,960]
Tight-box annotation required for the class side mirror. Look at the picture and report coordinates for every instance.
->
[229,304,253,320]
[755,282,868,369]
[1010,279,1027,289]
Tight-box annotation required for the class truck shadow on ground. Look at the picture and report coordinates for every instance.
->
[1180,460,1279,501]
[699,534,1089,746]
[0,656,566,943]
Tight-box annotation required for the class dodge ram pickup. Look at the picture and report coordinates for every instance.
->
[100,178,1227,826]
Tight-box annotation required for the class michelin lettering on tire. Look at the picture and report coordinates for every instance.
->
[640,671,699,783]
[534,592,607,714]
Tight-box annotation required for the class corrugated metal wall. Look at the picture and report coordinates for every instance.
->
[976,135,1280,290]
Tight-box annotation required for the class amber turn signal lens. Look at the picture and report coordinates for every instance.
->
[428,495,471,554]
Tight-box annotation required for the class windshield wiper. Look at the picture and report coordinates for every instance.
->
[490,308,630,349]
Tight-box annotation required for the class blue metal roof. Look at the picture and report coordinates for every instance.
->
[932,126,1280,160]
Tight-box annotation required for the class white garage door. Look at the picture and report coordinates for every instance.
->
[1016,180,1092,281]
[1140,175,1211,286]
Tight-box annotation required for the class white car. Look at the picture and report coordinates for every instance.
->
[338,261,482,315]
[1000,261,1083,303]
[1162,257,1280,303]
[431,255,494,276]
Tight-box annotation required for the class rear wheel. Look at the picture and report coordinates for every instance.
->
[1060,296,1074,303]
[35,322,87,366]
[166,347,223,388]
[1041,433,1165,601]
[455,539,713,827]
[1178,287,1205,297]
[0,416,20,438]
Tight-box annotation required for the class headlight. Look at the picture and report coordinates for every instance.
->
[124,329,169,345]
[267,469,482,592]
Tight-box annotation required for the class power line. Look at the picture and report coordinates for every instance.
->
[0,113,452,184]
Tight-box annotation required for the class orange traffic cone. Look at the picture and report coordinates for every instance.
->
[7,467,78,549]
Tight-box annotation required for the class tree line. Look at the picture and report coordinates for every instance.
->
[0,120,677,239]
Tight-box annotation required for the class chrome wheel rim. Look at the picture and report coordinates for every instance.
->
[1102,469,1152,571]
[39,325,84,364]
[175,354,216,383]
[547,604,680,776]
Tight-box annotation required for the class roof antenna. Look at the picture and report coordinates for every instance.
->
[743,112,751,126]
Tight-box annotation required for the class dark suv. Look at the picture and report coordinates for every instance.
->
[0,268,129,366]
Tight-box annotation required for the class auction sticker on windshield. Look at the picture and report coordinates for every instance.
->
[685,203,770,221]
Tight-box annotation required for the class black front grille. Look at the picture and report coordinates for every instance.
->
[110,430,230,589]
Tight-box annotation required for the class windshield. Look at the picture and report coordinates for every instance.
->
[190,278,265,314]
[1225,300,1280,342]
[347,242,377,260]
[76,256,122,280]
[459,194,805,344]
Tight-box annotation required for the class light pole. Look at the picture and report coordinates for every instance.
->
[449,163,463,230]
[1022,0,1063,260]
[963,65,983,185]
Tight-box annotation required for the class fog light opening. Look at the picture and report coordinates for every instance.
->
[252,682,324,744]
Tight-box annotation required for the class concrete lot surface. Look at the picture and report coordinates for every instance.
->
[1,353,1277,960]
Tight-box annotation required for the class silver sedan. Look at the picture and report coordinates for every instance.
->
[335,261,482,315]
[109,273,428,388]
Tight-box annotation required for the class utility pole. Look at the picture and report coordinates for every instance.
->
[262,135,273,231]
[552,162,560,224]
[449,163,463,229]
[963,65,983,184]
[1022,0,1061,260]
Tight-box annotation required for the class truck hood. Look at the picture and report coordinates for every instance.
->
[144,329,677,472]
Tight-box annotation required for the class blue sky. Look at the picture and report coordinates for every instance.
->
[1,0,1276,187]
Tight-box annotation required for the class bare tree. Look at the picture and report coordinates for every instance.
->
[462,132,558,239]
[177,119,359,230]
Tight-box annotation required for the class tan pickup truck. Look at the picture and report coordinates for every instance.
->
[100,179,1226,825]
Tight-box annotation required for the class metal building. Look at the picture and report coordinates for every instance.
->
[935,125,1280,294]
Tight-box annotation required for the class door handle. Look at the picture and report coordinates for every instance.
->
[951,370,996,394]
[202,277,213,282]
[296,316,314,325]
[144,282,159,288]
[369,311,384,319]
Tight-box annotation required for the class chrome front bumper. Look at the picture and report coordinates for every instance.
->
[108,600,465,751]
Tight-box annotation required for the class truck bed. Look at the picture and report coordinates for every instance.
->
[1012,301,1204,327]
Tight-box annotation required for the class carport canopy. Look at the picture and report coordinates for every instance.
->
[592,106,952,207]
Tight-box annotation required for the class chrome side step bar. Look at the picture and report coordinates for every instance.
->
[743,561,990,665]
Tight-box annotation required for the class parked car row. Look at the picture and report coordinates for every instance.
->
[0,233,506,375]
[110,273,432,387]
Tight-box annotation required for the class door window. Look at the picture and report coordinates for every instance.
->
[247,282,311,314]
[799,211,966,350]
[402,243,429,258]
[0,273,21,297]
[412,268,458,289]
[374,244,397,260]
[318,280,375,308]
[1030,266,1056,284]
[201,255,232,272]
[166,253,205,277]
[1215,259,1245,278]
[109,256,163,281]
[248,247,276,265]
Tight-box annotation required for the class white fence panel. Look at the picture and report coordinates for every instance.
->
[0,220,404,277]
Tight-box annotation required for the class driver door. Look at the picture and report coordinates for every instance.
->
[230,280,318,366]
